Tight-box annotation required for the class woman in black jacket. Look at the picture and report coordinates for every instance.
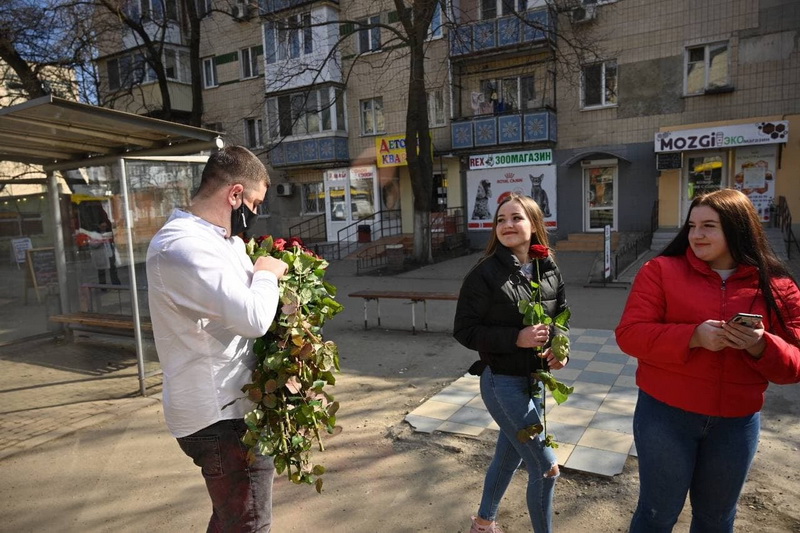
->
[454,193,568,533]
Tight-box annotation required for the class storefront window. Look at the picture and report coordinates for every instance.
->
[585,165,616,230]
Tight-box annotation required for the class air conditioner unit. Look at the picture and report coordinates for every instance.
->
[275,183,293,197]
[571,4,597,23]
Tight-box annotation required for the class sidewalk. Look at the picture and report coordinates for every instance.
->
[1,229,798,532]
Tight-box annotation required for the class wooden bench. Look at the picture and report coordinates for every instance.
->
[49,312,153,341]
[348,290,459,334]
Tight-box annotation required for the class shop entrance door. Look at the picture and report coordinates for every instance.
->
[323,166,378,242]
[583,162,617,231]
[681,153,725,222]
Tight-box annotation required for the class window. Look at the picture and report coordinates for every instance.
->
[427,89,446,127]
[203,57,218,88]
[244,118,264,148]
[685,42,730,95]
[476,75,535,114]
[266,87,345,139]
[240,46,261,79]
[302,182,326,214]
[581,60,617,108]
[358,15,381,53]
[360,98,384,135]
[481,0,527,19]
[267,13,312,62]
[125,0,179,21]
[196,0,212,16]
[428,1,443,39]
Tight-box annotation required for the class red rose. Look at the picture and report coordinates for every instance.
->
[273,238,287,252]
[529,244,549,259]
[75,233,90,248]
[287,236,305,248]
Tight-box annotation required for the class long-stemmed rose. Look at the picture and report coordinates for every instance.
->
[240,235,343,493]
[516,243,573,449]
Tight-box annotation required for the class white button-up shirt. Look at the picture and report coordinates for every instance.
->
[146,209,279,438]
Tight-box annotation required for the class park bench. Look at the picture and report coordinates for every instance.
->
[49,283,152,341]
[347,290,459,334]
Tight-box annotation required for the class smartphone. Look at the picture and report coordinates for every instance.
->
[728,312,763,328]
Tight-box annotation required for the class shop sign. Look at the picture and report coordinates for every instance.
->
[469,149,553,170]
[465,165,558,229]
[376,134,408,167]
[655,121,788,153]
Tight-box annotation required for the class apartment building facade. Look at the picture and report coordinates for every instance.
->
[94,0,799,248]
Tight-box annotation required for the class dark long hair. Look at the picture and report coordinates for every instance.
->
[662,188,798,338]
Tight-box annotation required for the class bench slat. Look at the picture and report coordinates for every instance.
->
[348,290,458,301]
[49,313,153,332]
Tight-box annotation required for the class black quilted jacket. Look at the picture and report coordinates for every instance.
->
[453,245,567,376]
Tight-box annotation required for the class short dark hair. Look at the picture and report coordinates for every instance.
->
[195,145,269,198]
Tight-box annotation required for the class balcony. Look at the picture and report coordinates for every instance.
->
[269,135,349,168]
[450,109,556,150]
[450,8,554,59]
[259,0,337,16]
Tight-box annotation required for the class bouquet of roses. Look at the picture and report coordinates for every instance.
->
[516,243,573,448]
[240,235,343,493]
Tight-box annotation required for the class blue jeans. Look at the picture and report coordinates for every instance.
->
[478,367,559,533]
[177,419,275,532]
[630,390,760,533]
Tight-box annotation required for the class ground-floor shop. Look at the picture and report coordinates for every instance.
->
[655,116,794,228]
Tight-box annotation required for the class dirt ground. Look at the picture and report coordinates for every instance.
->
[268,320,800,533]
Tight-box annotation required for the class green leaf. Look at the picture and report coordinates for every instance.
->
[554,308,571,329]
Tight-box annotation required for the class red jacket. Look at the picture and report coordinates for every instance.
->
[616,248,800,417]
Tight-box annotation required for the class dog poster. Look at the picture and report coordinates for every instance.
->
[466,165,557,229]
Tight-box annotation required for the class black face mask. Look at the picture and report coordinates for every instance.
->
[230,201,258,237]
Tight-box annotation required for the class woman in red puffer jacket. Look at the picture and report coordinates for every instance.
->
[616,189,800,533]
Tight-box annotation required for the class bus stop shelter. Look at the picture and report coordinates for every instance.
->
[0,95,223,395]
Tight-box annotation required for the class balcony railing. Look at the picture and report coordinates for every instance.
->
[268,135,349,168]
[451,109,556,150]
[450,8,554,58]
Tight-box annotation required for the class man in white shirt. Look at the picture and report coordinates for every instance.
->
[146,146,288,532]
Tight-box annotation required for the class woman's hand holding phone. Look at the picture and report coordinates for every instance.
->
[723,313,766,359]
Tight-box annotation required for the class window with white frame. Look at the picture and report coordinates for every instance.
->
[265,13,313,62]
[358,15,381,53]
[428,1,443,39]
[240,46,262,79]
[111,50,191,90]
[302,182,326,214]
[685,42,730,95]
[244,118,263,148]
[427,89,446,127]
[266,87,345,139]
[360,97,384,135]
[125,0,179,21]
[203,57,218,88]
[481,0,527,19]
[477,75,535,114]
[581,60,617,108]
[196,0,212,16]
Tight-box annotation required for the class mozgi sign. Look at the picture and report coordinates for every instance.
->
[469,149,553,170]
[655,121,789,153]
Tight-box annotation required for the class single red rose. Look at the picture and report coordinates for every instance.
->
[529,244,549,259]
[287,236,305,248]
[255,235,268,245]
[75,233,90,248]
[273,238,287,252]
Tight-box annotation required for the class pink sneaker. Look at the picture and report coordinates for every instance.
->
[470,516,505,533]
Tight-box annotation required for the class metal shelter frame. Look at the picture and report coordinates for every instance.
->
[0,95,224,396]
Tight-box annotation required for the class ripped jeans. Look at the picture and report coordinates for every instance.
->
[477,366,559,533]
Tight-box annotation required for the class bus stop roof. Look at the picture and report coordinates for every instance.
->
[0,94,222,173]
